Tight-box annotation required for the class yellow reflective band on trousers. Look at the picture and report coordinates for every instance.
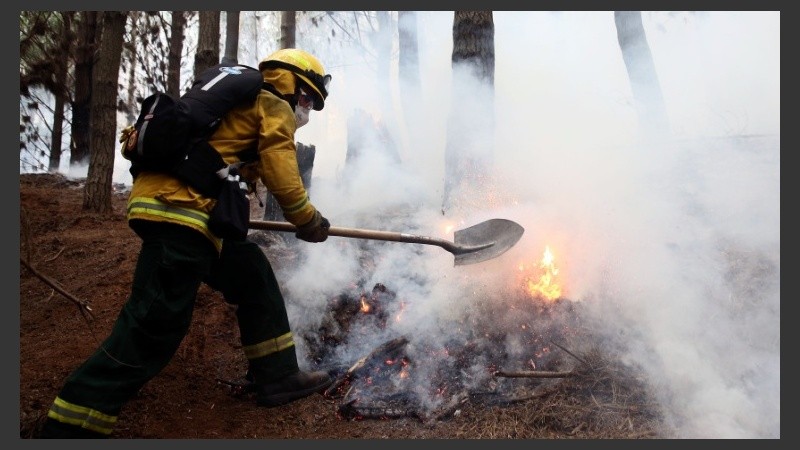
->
[243,331,294,360]
[127,196,222,251]
[47,396,117,436]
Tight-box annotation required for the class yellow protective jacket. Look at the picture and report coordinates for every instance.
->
[126,71,318,252]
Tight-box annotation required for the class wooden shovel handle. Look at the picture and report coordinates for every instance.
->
[248,220,455,250]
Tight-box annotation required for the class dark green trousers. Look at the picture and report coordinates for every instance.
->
[46,221,298,435]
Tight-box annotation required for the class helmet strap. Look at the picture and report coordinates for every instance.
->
[261,60,328,99]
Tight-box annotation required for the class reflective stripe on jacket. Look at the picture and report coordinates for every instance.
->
[127,195,222,252]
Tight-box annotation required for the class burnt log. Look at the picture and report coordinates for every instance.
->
[324,336,409,399]
[337,394,420,421]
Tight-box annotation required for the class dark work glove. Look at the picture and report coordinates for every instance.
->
[295,211,330,243]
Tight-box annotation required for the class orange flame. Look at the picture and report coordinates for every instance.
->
[519,245,562,301]
[399,360,410,379]
[360,295,371,313]
[394,301,406,323]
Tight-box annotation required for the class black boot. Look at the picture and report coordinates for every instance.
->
[255,369,333,407]
[37,417,108,439]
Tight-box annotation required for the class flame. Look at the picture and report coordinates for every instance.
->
[399,360,410,379]
[394,301,406,323]
[360,295,371,313]
[519,245,562,301]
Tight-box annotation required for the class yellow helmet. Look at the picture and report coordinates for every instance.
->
[259,48,331,111]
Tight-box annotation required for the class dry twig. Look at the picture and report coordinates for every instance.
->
[493,370,574,379]
[19,257,95,321]
[44,246,65,262]
[549,340,592,369]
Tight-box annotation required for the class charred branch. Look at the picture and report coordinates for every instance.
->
[325,336,409,399]
[493,370,574,378]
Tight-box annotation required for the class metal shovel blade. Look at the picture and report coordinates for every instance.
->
[452,218,525,266]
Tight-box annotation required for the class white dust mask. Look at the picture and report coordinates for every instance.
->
[294,104,311,128]
[294,89,314,129]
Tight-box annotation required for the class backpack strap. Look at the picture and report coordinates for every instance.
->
[135,94,163,159]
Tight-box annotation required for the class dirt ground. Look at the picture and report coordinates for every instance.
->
[19,172,668,439]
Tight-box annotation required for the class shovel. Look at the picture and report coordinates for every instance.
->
[248,218,525,266]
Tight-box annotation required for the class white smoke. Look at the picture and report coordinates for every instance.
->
[275,11,780,439]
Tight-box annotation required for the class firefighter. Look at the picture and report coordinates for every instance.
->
[39,48,335,438]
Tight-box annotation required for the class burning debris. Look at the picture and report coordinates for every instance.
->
[296,271,585,422]
[217,242,591,423]
[302,283,397,362]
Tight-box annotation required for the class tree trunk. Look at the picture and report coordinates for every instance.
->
[194,11,220,78]
[222,11,240,65]
[123,11,140,124]
[49,12,73,173]
[49,90,65,172]
[376,11,392,93]
[614,11,670,139]
[83,11,126,213]
[451,11,494,83]
[372,11,400,166]
[280,11,295,49]
[442,11,495,215]
[70,11,98,170]
[168,11,186,97]
[398,11,421,134]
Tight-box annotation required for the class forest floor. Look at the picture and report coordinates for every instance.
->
[19,173,669,440]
